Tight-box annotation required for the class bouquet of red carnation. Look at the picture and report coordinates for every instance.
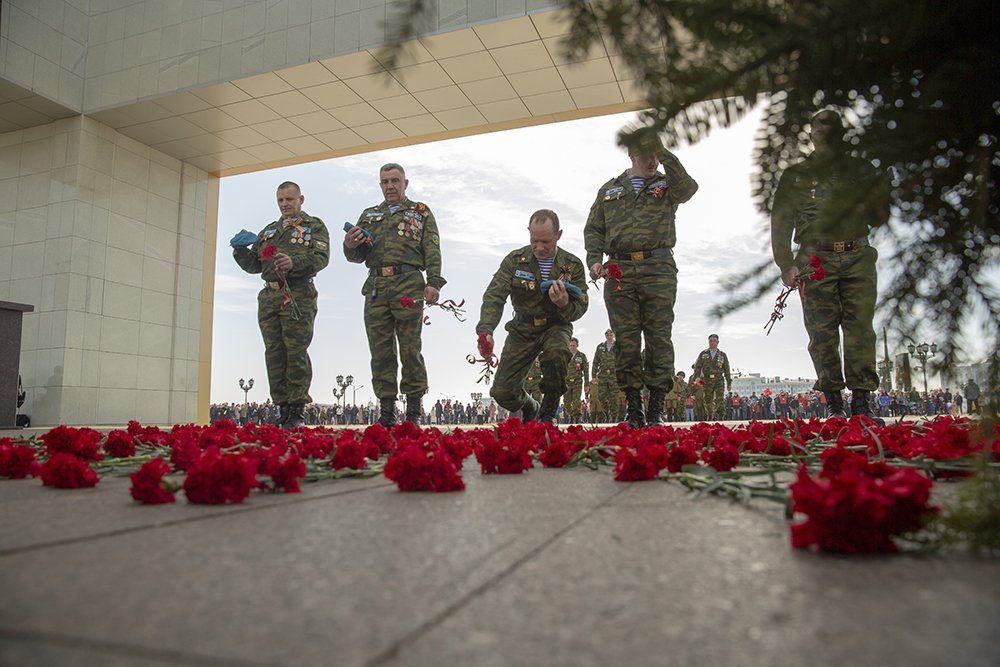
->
[261,244,301,320]
[605,262,623,291]
[467,331,499,384]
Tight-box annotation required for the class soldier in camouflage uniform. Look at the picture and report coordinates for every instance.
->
[344,163,446,427]
[233,181,330,428]
[476,210,589,424]
[524,355,543,404]
[691,334,732,421]
[563,337,590,423]
[771,110,887,424]
[592,329,620,423]
[585,134,698,427]
[664,370,687,422]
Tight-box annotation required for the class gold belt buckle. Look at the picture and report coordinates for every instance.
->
[268,281,279,289]
[833,241,846,252]
[630,251,644,261]
[381,266,395,277]
[533,317,547,326]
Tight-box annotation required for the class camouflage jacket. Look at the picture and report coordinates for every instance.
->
[770,152,889,271]
[593,342,616,380]
[584,151,698,269]
[343,197,446,292]
[567,351,590,383]
[692,348,732,384]
[476,245,588,335]
[233,211,330,283]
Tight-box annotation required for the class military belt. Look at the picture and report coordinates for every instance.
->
[515,314,549,327]
[610,247,673,261]
[808,237,869,253]
[265,278,313,290]
[370,263,421,277]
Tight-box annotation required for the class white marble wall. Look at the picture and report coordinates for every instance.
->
[0,116,214,425]
[2,1,562,113]
[0,0,87,110]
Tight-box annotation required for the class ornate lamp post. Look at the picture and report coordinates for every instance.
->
[239,378,254,404]
[906,342,936,396]
[877,327,894,393]
[333,375,353,413]
[238,378,254,425]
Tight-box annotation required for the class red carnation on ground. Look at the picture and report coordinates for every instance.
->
[262,449,306,493]
[331,431,378,470]
[104,430,137,458]
[384,440,464,492]
[183,446,258,504]
[400,296,416,308]
[260,244,278,260]
[129,458,177,504]
[539,437,580,468]
[41,425,104,462]
[665,443,699,473]
[614,443,668,481]
[40,453,99,489]
[473,432,533,474]
[789,464,938,554]
[0,439,40,479]
[361,423,394,456]
[704,444,740,472]
[439,429,473,469]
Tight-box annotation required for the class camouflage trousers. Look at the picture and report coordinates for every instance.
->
[693,386,707,421]
[258,282,318,406]
[364,272,428,399]
[703,379,726,421]
[605,256,677,392]
[595,376,620,422]
[563,378,583,420]
[491,321,571,412]
[800,245,879,392]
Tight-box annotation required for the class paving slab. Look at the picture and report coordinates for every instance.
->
[1,463,997,667]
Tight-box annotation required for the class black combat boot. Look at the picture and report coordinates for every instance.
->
[646,388,668,427]
[520,395,541,422]
[824,391,847,419]
[850,390,885,426]
[283,405,305,429]
[377,398,396,428]
[405,395,422,424]
[276,404,289,426]
[537,393,561,424]
[624,388,646,429]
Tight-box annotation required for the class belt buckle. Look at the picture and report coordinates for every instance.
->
[833,241,846,252]
[533,317,547,326]
[381,266,394,277]
[268,281,279,289]
[630,251,644,261]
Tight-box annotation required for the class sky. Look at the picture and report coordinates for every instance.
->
[209,107,938,406]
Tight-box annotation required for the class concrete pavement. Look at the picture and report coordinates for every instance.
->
[1,426,998,666]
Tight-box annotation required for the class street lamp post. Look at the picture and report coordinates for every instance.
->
[332,375,353,424]
[877,327,894,393]
[238,378,254,425]
[907,341,937,403]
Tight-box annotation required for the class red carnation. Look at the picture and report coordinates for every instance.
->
[263,449,306,493]
[789,464,937,554]
[0,440,39,479]
[362,423,394,456]
[129,457,177,504]
[400,296,416,308]
[104,430,137,458]
[384,441,464,492]
[606,263,623,280]
[477,331,494,358]
[704,444,740,472]
[41,425,104,462]
[665,444,699,473]
[811,266,826,281]
[261,244,277,260]
[614,443,668,481]
[183,446,258,504]
[808,254,823,268]
[332,431,377,470]
[40,453,99,489]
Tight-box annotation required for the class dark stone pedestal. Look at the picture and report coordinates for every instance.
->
[0,300,34,429]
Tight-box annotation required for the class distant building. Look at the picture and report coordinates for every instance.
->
[730,374,816,396]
